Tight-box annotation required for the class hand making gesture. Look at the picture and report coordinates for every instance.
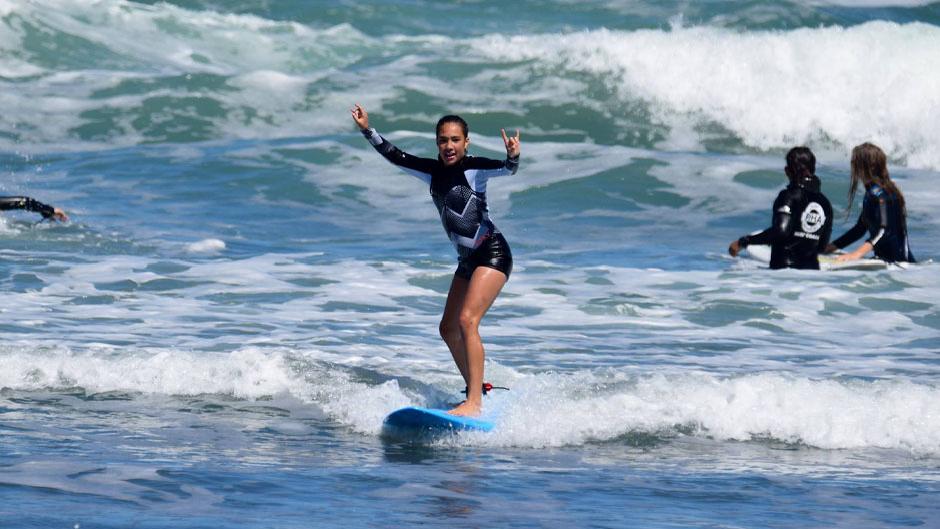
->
[501,129,520,158]
[350,104,370,130]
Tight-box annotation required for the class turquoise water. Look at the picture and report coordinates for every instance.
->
[2,1,940,527]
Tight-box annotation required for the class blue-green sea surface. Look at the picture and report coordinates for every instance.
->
[2,1,940,527]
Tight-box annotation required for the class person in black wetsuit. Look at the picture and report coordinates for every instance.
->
[351,104,520,417]
[0,196,68,222]
[825,142,915,263]
[729,147,833,270]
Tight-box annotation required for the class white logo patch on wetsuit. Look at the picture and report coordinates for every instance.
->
[801,202,826,234]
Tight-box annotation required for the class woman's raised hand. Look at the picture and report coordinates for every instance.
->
[501,129,521,158]
[351,104,370,130]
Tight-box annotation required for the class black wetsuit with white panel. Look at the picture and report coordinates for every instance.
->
[361,127,518,279]
[831,183,915,262]
[737,175,833,270]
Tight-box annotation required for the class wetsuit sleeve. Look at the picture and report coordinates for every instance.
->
[361,127,435,184]
[464,154,519,178]
[830,215,868,250]
[738,191,792,247]
[817,203,833,251]
[0,196,56,218]
[866,196,888,247]
[739,228,771,247]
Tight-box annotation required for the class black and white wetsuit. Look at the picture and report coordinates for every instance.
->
[0,196,56,218]
[831,183,915,262]
[737,175,834,270]
[361,127,517,279]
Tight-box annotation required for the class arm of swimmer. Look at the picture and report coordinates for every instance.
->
[0,196,68,221]
[836,199,886,262]
[729,192,791,256]
[464,129,521,179]
[361,127,436,183]
[830,215,867,251]
[351,104,435,184]
[730,227,772,256]
[836,241,873,262]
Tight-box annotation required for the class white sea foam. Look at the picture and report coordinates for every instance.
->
[185,238,226,254]
[3,246,936,378]
[5,1,938,173]
[2,345,937,453]
[475,371,940,453]
[471,21,940,170]
[1,0,352,74]
[0,347,306,399]
[0,1,375,149]
[2,232,938,452]
[0,217,20,235]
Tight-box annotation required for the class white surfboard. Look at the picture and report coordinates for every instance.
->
[745,244,888,271]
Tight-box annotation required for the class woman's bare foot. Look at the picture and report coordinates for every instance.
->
[448,400,481,417]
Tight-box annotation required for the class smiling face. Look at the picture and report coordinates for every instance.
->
[437,122,469,166]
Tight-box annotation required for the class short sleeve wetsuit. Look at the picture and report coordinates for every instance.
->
[0,196,57,219]
[736,175,834,270]
[831,184,915,263]
[361,127,518,279]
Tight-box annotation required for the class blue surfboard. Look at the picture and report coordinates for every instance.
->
[383,406,495,435]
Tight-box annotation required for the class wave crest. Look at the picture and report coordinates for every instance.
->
[472,21,940,169]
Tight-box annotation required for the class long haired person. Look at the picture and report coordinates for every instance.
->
[827,143,915,262]
[351,104,520,416]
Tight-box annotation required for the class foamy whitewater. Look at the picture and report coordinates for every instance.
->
[2,1,939,527]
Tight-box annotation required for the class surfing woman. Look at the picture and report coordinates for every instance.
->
[1,196,68,222]
[351,104,520,417]
[826,143,915,263]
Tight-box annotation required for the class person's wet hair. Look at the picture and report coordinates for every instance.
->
[436,115,469,138]
[848,142,905,215]
[786,146,816,180]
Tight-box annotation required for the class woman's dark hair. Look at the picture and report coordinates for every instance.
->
[848,142,905,216]
[436,115,469,137]
[786,146,816,180]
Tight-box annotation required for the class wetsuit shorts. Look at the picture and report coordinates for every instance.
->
[455,232,513,280]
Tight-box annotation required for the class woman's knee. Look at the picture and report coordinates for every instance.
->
[458,310,480,334]
[439,318,460,341]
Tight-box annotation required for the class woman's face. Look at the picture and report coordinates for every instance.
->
[437,122,469,166]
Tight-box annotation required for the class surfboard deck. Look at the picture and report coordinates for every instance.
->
[745,244,888,271]
[382,406,495,435]
[817,254,888,271]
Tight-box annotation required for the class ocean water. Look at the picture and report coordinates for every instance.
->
[2,0,940,527]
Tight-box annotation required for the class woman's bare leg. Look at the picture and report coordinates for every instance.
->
[440,274,471,384]
[448,266,507,416]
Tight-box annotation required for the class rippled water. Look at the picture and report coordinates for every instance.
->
[2,1,939,527]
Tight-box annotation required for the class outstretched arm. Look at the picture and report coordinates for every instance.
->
[0,196,68,222]
[350,104,436,183]
[466,128,522,179]
[729,227,773,256]
[729,192,792,256]
[829,215,867,252]
[836,198,885,262]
